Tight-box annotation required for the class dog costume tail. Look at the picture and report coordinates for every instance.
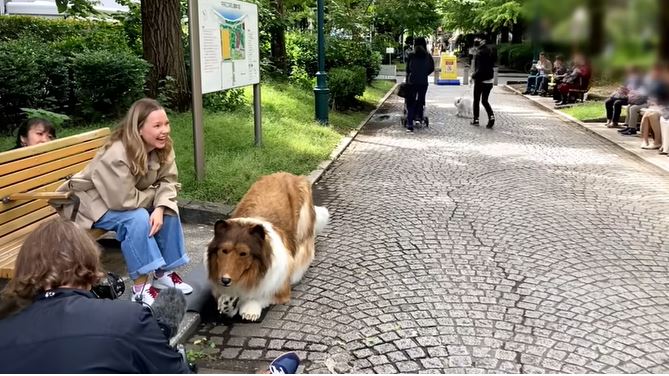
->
[314,206,330,235]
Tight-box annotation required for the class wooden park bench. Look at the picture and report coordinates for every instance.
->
[0,128,111,279]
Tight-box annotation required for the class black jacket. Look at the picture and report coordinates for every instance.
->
[0,288,189,374]
[471,43,496,82]
[406,52,435,85]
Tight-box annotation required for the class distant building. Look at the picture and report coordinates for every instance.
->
[1,0,129,16]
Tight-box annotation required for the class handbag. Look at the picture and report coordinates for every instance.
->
[397,82,411,98]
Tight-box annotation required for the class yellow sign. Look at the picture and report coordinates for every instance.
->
[439,54,457,81]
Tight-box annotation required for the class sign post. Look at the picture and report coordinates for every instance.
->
[189,0,261,181]
[385,47,394,65]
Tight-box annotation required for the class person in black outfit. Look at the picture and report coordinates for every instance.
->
[471,37,496,128]
[405,36,435,133]
[0,218,190,374]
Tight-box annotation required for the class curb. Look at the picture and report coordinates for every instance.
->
[503,84,669,176]
[307,81,399,185]
[170,82,398,350]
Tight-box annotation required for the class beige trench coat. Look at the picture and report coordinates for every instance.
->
[55,140,180,228]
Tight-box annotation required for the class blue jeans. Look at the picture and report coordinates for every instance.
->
[525,74,546,93]
[94,208,190,280]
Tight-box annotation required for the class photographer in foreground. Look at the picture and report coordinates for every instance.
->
[0,218,189,373]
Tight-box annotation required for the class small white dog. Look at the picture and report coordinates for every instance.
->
[454,97,473,118]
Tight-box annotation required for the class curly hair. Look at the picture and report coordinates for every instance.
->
[0,218,104,319]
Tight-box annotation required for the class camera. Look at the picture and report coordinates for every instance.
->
[91,272,125,299]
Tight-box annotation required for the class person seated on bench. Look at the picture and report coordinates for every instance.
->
[620,63,663,133]
[0,218,190,373]
[555,53,591,106]
[543,55,568,97]
[14,118,56,149]
[54,98,192,306]
[621,63,669,136]
[604,65,644,128]
[523,52,552,95]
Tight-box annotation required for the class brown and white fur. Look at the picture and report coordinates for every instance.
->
[206,172,329,321]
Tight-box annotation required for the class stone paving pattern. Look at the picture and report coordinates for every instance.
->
[189,84,669,373]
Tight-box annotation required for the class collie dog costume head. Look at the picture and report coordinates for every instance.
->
[207,219,272,290]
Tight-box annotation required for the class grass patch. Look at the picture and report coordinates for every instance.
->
[1,80,395,204]
[559,101,605,122]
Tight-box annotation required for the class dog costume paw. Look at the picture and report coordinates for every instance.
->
[239,300,262,321]
[217,295,239,317]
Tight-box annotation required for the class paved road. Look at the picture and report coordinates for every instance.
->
[189,84,669,373]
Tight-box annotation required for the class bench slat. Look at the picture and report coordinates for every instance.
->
[0,150,97,190]
[0,180,64,214]
[0,161,89,200]
[0,214,56,246]
[0,206,56,238]
[0,138,105,177]
[0,128,110,164]
[0,199,49,227]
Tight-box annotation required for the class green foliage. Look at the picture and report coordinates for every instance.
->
[203,89,248,112]
[0,15,125,44]
[112,0,144,56]
[441,0,521,33]
[497,43,533,71]
[375,0,442,35]
[0,39,70,133]
[54,0,100,16]
[21,108,71,128]
[289,65,315,90]
[71,50,149,122]
[328,67,367,109]
[286,32,381,83]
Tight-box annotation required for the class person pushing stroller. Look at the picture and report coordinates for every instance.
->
[404,37,435,133]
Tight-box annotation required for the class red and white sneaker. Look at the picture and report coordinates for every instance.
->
[132,284,159,306]
[153,272,193,295]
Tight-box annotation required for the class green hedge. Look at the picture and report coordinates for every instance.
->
[328,66,366,110]
[0,17,146,133]
[286,32,381,83]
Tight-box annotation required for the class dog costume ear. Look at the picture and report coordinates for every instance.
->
[214,219,229,236]
[249,224,265,241]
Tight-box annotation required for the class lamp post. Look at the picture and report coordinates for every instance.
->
[314,0,329,124]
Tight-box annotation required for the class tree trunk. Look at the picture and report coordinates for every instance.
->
[587,0,604,55]
[511,21,524,43]
[269,0,288,73]
[141,0,190,111]
[661,0,669,60]
[500,26,509,43]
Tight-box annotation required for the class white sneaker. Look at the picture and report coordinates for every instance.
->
[642,144,661,150]
[132,284,159,306]
[152,272,193,294]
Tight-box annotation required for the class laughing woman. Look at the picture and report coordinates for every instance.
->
[55,98,191,305]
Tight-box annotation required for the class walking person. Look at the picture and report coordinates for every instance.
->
[471,37,496,128]
[405,37,435,133]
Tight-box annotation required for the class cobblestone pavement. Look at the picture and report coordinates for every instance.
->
[189,84,669,373]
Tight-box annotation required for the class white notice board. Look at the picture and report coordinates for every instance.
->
[198,0,260,93]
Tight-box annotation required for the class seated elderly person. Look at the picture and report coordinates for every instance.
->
[524,52,553,95]
[605,66,644,128]
[555,53,591,106]
[619,63,663,133]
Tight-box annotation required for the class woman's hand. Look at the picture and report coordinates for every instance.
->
[149,207,165,237]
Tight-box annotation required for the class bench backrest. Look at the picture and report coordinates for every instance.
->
[0,128,110,278]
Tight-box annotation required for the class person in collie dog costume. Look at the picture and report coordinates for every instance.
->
[205,172,329,321]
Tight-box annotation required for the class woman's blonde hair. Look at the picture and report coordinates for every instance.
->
[107,98,173,176]
[0,218,105,319]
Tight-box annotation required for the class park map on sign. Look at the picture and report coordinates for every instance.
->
[214,8,246,61]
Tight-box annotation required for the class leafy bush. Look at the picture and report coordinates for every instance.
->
[328,67,366,110]
[0,15,128,47]
[286,32,381,83]
[21,108,71,128]
[72,50,149,121]
[289,65,314,90]
[0,39,70,132]
[496,43,534,72]
[203,89,248,112]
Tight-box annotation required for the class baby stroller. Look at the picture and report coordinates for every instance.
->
[397,81,429,128]
[400,103,429,128]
